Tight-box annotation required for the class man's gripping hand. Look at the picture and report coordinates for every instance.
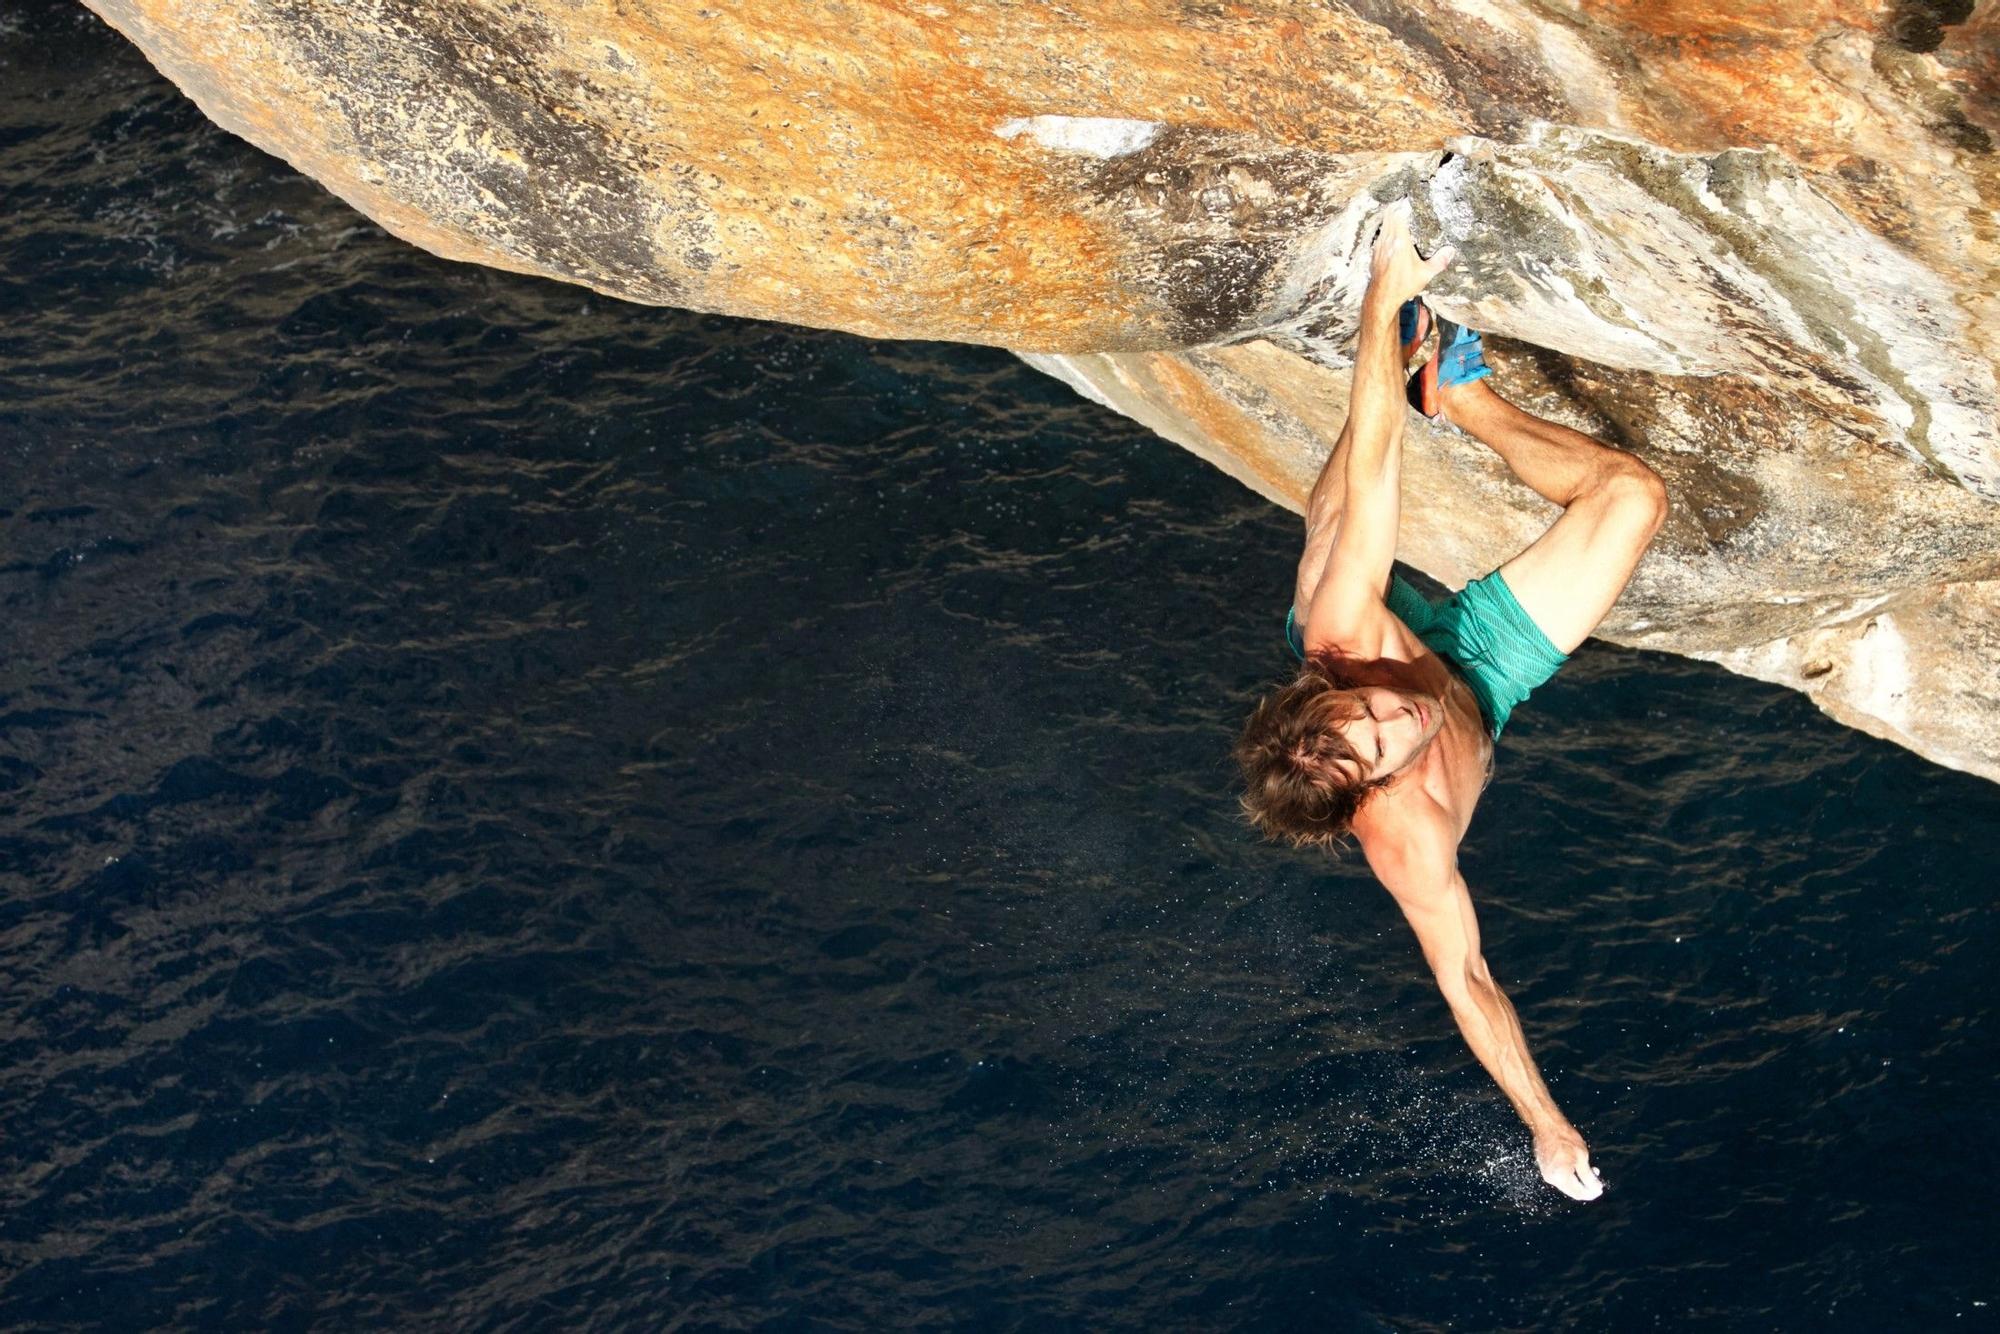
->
[1534,1122,1605,1202]
[1363,201,1455,318]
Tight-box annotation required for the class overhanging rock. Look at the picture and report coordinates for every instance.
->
[83,0,2000,779]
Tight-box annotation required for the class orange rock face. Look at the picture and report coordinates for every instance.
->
[79,1,1463,347]
[82,0,2000,778]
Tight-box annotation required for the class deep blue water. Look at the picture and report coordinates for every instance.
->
[3,6,1997,1330]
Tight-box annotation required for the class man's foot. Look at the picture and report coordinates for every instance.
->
[1426,318,1497,424]
[1435,317,1494,389]
[1399,299,1440,418]
[1398,298,1432,367]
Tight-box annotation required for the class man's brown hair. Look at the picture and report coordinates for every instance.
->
[1234,649,1395,850]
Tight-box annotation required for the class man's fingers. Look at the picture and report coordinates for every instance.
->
[1538,1145,1605,1201]
[1368,202,1454,299]
[1569,1161,1604,1201]
[1374,201,1413,244]
[1550,1168,1602,1201]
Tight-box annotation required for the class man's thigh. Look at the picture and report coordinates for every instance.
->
[1496,484,1659,655]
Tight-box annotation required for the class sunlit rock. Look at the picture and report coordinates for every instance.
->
[82,0,2000,779]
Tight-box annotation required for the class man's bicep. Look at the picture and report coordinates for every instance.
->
[1366,818,1483,979]
[1303,484,1398,648]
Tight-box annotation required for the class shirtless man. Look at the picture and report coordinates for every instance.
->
[1234,205,1668,1203]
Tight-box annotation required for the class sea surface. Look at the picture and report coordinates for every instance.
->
[3,6,1996,1330]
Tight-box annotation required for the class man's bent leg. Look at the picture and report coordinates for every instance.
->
[1440,380,1667,654]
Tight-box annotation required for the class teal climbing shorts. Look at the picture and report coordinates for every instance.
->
[1285,570,1568,738]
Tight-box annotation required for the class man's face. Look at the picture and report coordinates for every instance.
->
[1334,686,1443,783]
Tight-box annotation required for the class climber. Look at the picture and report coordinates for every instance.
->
[1233,203,1668,1203]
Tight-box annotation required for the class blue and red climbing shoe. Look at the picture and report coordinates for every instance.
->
[1434,316,1493,392]
[1399,298,1439,418]
[1401,304,1494,419]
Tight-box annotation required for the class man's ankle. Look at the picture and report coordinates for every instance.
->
[1437,380,1483,426]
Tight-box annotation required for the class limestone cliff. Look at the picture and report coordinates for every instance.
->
[81,0,2000,778]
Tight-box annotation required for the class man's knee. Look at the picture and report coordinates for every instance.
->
[1593,454,1668,536]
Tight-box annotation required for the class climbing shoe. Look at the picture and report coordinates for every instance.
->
[1434,317,1493,390]
[1399,298,1439,419]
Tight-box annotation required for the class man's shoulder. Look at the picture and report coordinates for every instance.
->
[1354,785,1459,877]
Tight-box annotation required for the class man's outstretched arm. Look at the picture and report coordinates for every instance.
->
[1365,809,1605,1202]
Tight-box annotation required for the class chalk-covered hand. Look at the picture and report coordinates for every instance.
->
[1363,200,1456,315]
[1534,1123,1605,1202]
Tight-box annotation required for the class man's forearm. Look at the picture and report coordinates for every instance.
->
[1343,293,1407,486]
[1439,970,1573,1135]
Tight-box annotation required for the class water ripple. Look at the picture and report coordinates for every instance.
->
[3,6,1998,1330]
